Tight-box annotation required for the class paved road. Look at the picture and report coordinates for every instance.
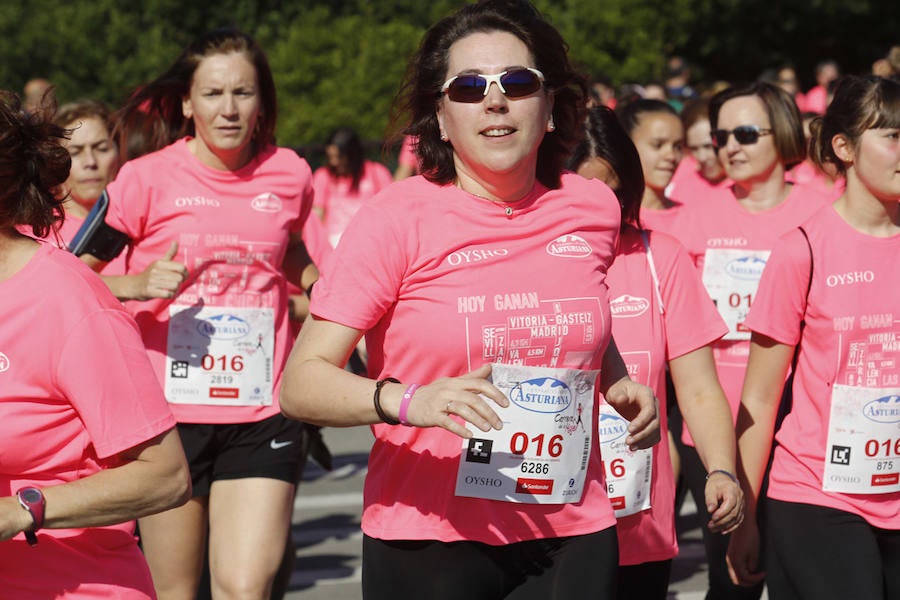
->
[283,427,764,600]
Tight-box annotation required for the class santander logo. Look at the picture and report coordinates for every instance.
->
[0,352,9,373]
[251,192,283,213]
[546,234,592,258]
[610,294,649,317]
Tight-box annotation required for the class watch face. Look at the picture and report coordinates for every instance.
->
[21,488,42,503]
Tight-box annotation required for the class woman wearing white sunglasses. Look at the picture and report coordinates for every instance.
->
[671,82,833,600]
[280,1,659,598]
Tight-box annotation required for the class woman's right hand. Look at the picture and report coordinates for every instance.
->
[0,496,33,542]
[726,519,766,587]
[402,364,509,439]
[132,241,188,300]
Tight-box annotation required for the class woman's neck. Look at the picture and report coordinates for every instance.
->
[835,172,900,237]
[641,187,671,210]
[62,197,91,219]
[0,227,38,283]
[732,165,789,213]
[454,168,537,205]
[187,137,254,172]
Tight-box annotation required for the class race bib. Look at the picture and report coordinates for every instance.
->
[165,304,274,406]
[454,364,597,504]
[598,402,652,517]
[823,384,900,494]
[701,248,770,340]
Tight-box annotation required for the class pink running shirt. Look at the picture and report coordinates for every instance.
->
[0,244,175,599]
[667,155,732,207]
[674,183,830,445]
[606,227,727,565]
[639,201,685,238]
[312,173,621,545]
[745,206,900,528]
[313,160,393,248]
[105,138,314,424]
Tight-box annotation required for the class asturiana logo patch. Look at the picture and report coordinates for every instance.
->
[610,294,649,318]
[510,378,572,414]
[546,234,592,258]
[598,412,629,442]
[197,314,251,340]
[251,192,283,213]
[863,395,900,424]
[725,256,767,280]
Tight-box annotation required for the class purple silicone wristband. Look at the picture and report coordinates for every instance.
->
[398,384,420,426]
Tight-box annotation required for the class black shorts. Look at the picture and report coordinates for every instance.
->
[765,498,900,600]
[362,528,618,600]
[177,414,307,497]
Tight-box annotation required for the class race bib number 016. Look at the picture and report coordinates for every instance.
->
[823,384,900,494]
[454,364,597,504]
[165,304,274,406]
[701,248,770,341]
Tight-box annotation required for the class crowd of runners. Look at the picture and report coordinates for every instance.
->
[2,1,898,599]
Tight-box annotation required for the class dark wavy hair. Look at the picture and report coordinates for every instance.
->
[113,28,277,160]
[709,82,806,170]
[326,127,365,192]
[392,0,587,189]
[809,75,900,177]
[567,106,644,230]
[0,91,71,237]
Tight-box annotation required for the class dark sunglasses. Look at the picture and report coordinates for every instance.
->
[711,125,773,148]
[441,67,545,103]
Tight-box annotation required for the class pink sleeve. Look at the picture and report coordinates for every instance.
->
[105,161,151,241]
[289,159,315,234]
[311,167,330,211]
[369,161,394,191]
[55,308,175,459]
[301,212,333,270]
[743,228,812,345]
[653,231,729,359]
[310,200,407,330]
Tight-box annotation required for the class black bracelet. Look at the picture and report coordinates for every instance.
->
[373,377,401,425]
[706,469,739,485]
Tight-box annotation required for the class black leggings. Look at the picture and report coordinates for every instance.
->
[680,444,765,600]
[616,559,672,600]
[363,528,618,600]
[765,498,900,600]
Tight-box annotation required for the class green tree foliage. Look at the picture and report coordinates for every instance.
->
[1,0,894,149]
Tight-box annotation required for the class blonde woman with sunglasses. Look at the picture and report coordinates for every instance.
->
[280,1,659,598]
[670,81,833,600]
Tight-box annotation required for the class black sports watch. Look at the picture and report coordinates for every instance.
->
[16,487,45,546]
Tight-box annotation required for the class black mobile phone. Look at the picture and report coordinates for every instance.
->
[68,189,131,260]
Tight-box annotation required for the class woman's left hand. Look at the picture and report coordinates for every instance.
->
[705,473,744,534]
[604,377,660,450]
